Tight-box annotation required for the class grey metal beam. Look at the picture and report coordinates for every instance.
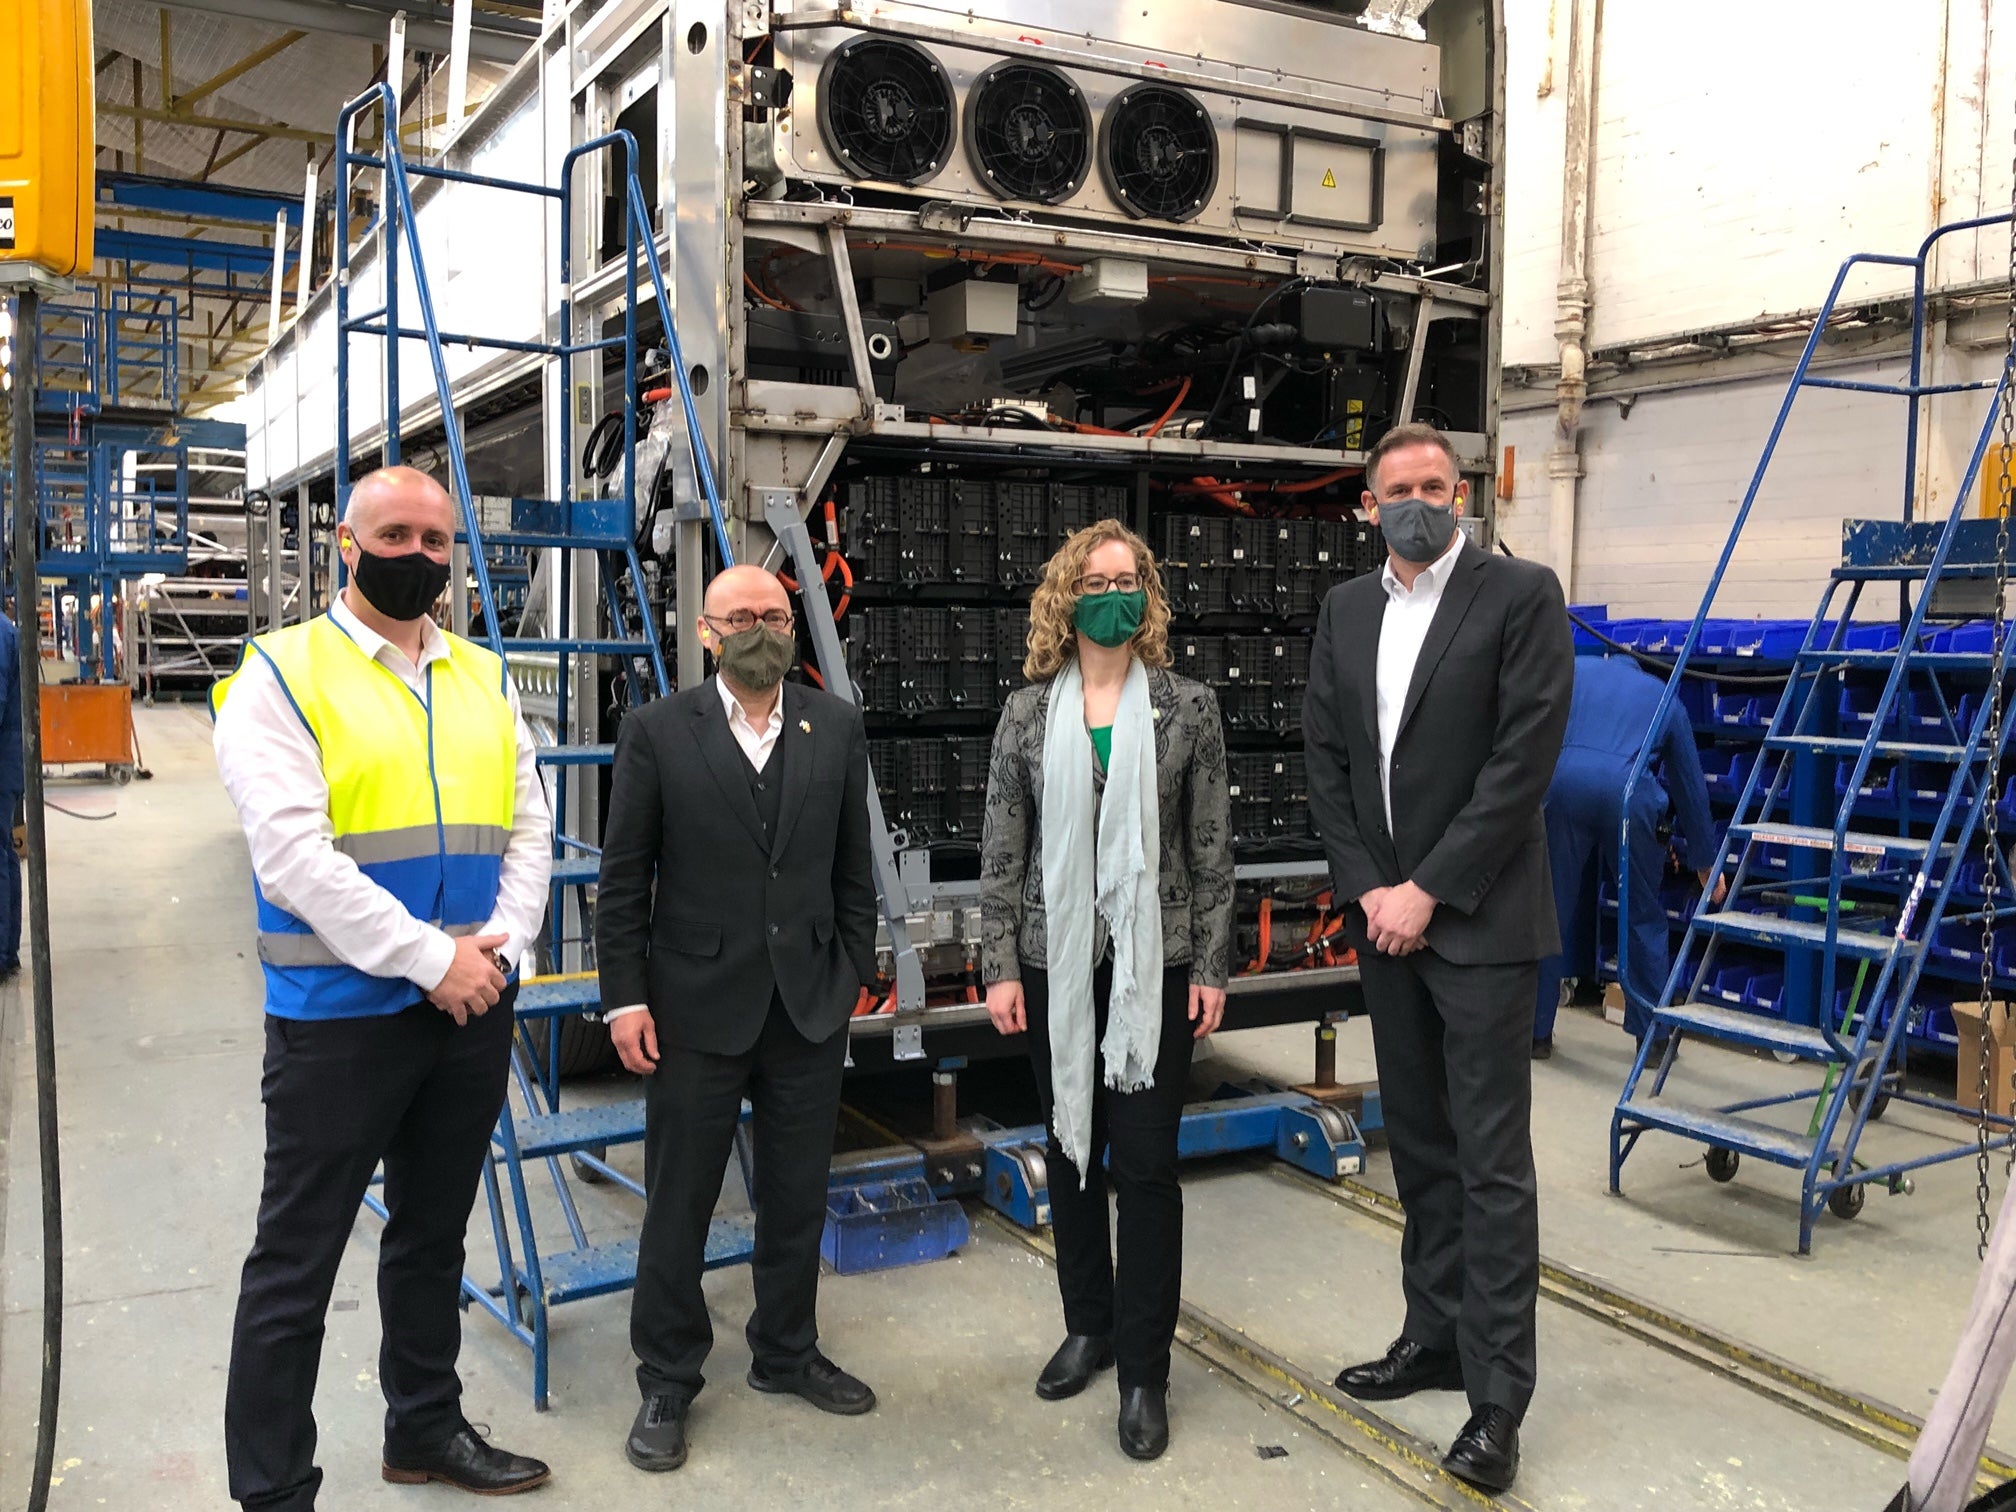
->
[151,0,532,63]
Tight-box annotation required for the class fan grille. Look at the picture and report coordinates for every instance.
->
[818,37,955,186]
[965,62,1092,205]
[1099,84,1218,223]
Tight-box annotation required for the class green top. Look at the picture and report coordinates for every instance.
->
[1090,724,1112,771]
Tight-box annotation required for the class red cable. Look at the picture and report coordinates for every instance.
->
[1144,375,1191,439]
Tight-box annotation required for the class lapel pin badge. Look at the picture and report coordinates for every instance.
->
[1152,707,1162,721]
[799,719,812,733]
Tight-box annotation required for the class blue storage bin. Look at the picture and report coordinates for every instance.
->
[1601,618,1658,651]
[820,1178,969,1275]
[1932,915,1989,967]
[1933,623,1993,654]
[1837,762,1900,807]
[1838,682,1906,737]
[1714,688,1780,729]
[1741,971,1786,1016]
[1702,749,1757,798]
[1842,622,1903,651]
[1705,962,1755,1005]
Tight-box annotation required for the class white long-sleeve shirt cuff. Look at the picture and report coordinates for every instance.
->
[603,1003,649,1024]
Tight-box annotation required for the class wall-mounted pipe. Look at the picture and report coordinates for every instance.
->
[1548,0,1602,594]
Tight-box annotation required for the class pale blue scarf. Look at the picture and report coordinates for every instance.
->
[1040,657,1164,1186]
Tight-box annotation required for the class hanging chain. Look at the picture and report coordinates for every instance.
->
[1977,168,2016,1259]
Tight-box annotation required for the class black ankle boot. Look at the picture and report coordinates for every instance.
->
[1036,1335,1115,1401]
[1117,1386,1169,1461]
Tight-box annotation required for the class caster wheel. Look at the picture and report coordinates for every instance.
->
[1705,1147,1740,1184]
[1849,1082,1892,1122]
[1771,1049,1800,1066]
[112,766,134,787]
[514,1287,540,1330]
[570,1150,609,1185]
[1828,1181,1866,1221]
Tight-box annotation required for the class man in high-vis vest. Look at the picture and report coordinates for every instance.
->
[213,466,554,1509]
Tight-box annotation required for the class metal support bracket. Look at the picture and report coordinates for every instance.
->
[759,488,928,1042]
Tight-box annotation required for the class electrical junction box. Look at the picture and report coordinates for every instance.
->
[1067,258,1149,306]
[927,278,1019,344]
[0,0,95,278]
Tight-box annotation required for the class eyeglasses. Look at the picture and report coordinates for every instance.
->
[1074,573,1142,596]
[703,608,795,634]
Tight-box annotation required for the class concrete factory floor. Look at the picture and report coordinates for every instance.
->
[0,705,2006,1508]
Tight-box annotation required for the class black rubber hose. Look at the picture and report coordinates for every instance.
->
[10,287,63,1512]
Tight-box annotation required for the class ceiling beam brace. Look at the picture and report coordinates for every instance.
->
[99,101,333,146]
[174,28,309,110]
[149,0,532,64]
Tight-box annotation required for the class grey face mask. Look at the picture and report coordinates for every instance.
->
[717,625,796,691]
[1377,496,1459,564]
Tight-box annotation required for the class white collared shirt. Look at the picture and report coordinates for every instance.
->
[717,673,784,773]
[212,596,554,992]
[1374,528,1466,831]
[605,676,785,1028]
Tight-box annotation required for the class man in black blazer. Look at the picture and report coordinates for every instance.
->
[1303,423,1573,1494]
[596,563,882,1473]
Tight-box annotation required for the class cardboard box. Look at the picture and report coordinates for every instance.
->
[1603,982,1627,1027]
[1951,998,2016,1121]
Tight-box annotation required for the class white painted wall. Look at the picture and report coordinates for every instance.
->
[1500,0,2016,615]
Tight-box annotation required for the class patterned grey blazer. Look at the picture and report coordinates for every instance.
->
[980,664,1234,989]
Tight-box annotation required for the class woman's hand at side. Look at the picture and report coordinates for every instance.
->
[986,979,1026,1035]
[1189,983,1227,1040]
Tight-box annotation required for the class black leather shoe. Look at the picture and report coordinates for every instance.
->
[1036,1334,1115,1400]
[1335,1337,1465,1401]
[382,1424,550,1495]
[1441,1405,1520,1493]
[748,1353,877,1416]
[624,1394,687,1473]
[1117,1386,1169,1461]
[1531,1037,1554,1061]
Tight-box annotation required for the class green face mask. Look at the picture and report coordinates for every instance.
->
[1073,588,1147,649]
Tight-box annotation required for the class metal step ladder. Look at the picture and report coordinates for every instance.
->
[1610,213,2016,1254]
[330,81,741,1407]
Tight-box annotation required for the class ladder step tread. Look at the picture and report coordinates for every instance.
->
[506,1099,648,1159]
[500,638,655,656]
[550,856,599,886]
[1695,910,1897,959]
[515,974,601,1017]
[1767,734,1974,761]
[1657,1001,1849,1059]
[1731,823,1941,858]
[1617,1098,1842,1167]
[537,743,616,765]
[539,1216,757,1304]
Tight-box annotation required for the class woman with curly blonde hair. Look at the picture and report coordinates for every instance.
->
[979,518,1233,1461]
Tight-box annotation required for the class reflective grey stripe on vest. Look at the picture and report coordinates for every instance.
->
[257,920,488,968]
[331,823,511,866]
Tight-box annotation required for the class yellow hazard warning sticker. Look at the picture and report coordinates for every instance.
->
[1320,168,1337,189]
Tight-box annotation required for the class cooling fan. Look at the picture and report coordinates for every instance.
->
[1099,83,1219,222]
[817,36,956,186]
[964,61,1093,205]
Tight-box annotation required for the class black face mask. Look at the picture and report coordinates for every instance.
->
[350,542,451,622]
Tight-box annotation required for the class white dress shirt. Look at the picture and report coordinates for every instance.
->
[1374,529,1466,832]
[603,676,784,1027]
[213,596,554,993]
[719,673,784,773]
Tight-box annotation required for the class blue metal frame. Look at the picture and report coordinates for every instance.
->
[331,84,744,1409]
[1611,214,2016,1253]
[978,1086,1368,1231]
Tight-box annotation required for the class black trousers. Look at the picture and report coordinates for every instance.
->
[1356,948,1539,1417]
[1023,962,1195,1391]
[225,990,516,1512]
[632,992,849,1402]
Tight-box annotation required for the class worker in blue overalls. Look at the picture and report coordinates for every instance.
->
[1532,653,1720,1057]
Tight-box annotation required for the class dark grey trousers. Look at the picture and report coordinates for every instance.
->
[1357,947,1540,1417]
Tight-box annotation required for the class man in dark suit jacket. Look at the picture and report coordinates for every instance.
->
[596,564,882,1474]
[1303,423,1573,1494]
